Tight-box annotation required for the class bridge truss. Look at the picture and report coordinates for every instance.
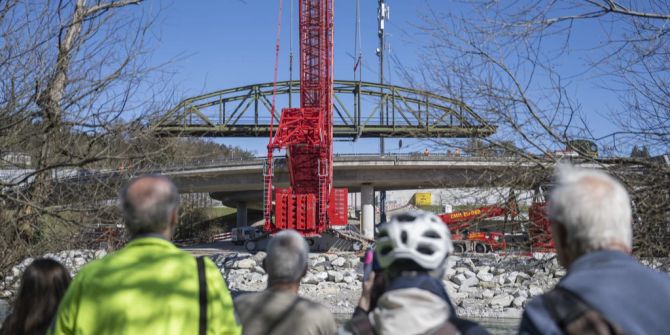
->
[155,80,496,139]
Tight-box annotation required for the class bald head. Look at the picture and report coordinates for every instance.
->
[120,175,180,237]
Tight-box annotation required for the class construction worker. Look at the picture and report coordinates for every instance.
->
[51,175,240,335]
[518,166,670,334]
[340,211,489,335]
[235,230,336,335]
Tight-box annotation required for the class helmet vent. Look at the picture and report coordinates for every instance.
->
[380,245,393,256]
[422,230,440,239]
[417,244,435,255]
[400,230,408,244]
[395,213,417,222]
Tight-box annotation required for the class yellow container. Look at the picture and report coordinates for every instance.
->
[414,192,432,206]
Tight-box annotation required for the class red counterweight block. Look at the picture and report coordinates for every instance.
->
[273,188,318,234]
[328,188,348,226]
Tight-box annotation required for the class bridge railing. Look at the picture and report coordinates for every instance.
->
[146,152,529,174]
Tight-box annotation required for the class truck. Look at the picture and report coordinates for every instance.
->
[437,190,554,253]
[231,227,267,248]
[438,204,516,253]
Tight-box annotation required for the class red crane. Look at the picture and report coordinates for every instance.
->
[264,0,348,236]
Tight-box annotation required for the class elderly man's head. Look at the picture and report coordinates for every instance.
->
[549,165,632,267]
[263,230,309,288]
[120,175,180,238]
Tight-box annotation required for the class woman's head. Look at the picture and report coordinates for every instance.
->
[2,258,71,335]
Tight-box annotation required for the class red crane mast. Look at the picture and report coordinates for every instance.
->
[264,0,347,236]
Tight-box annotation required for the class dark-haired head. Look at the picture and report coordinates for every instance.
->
[1,258,71,335]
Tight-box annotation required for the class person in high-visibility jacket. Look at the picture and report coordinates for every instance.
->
[51,175,241,335]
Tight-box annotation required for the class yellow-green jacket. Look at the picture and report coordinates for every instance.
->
[51,237,241,335]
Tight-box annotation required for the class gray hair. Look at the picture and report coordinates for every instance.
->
[264,230,309,285]
[120,175,180,236]
[549,165,632,254]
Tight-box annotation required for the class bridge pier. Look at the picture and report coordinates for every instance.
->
[361,184,375,240]
[236,202,248,228]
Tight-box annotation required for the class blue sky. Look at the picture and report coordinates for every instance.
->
[149,1,619,156]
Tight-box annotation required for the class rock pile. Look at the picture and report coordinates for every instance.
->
[0,249,107,300]
[208,251,570,318]
[442,254,563,318]
[210,252,363,314]
[2,249,669,319]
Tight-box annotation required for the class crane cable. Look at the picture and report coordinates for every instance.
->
[354,0,362,80]
[289,0,294,107]
[268,0,284,145]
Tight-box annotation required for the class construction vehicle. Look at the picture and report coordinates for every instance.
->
[264,0,345,237]
[527,185,554,251]
[228,0,369,252]
[437,189,554,253]
[438,204,516,253]
[231,227,266,246]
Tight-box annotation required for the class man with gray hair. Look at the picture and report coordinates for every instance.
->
[235,230,337,335]
[52,175,240,334]
[519,166,670,335]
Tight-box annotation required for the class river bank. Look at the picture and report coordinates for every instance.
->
[2,248,669,322]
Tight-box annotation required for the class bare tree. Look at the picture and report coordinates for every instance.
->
[401,0,670,256]
[0,0,178,272]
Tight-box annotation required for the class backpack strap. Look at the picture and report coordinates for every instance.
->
[543,286,626,335]
[196,256,207,335]
[347,314,377,335]
[346,313,466,335]
[431,321,460,335]
[263,296,301,334]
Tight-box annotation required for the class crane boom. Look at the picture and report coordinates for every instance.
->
[264,0,347,236]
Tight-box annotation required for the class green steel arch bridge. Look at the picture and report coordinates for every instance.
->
[154,80,496,139]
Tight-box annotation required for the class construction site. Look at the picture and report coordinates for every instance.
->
[152,0,564,255]
[2,1,670,333]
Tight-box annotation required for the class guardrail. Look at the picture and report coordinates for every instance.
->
[30,152,612,186]
[149,153,526,173]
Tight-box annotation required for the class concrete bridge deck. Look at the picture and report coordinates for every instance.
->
[156,154,565,208]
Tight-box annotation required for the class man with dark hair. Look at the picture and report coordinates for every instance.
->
[52,175,240,335]
[235,230,336,335]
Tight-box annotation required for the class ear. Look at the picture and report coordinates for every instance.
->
[170,209,179,229]
[166,209,179,239]
[552,222,571,267]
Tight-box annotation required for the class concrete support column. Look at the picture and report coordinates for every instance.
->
[236,202,248,228]
[361,184,375,240]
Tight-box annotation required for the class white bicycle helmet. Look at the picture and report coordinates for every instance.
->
[375,211,454,270]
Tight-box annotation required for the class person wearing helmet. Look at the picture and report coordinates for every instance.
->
[339,211,490,335]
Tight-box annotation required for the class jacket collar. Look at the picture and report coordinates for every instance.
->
[125,235,176,249]
[568,250,633,273]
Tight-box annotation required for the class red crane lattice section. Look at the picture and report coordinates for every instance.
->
[264,0,347,236]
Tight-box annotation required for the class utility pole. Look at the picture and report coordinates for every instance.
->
[377,0,387,156]
[377,0,388,223]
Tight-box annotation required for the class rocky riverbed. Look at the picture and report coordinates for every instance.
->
[2,249,669,320]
